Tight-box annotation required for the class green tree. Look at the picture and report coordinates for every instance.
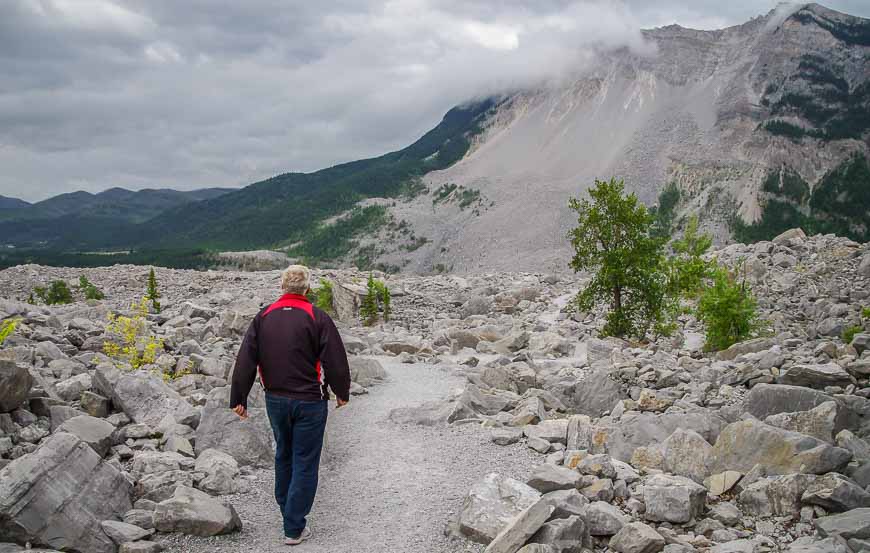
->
[666,215,714,299]
[360,274,380,326]
[568,178,668,339]
[381,284,391,322]
[146,268,161,313]
[313,278,335,314]
[697,265,759,351]
[33,280,73,305]
[78,275,105,300]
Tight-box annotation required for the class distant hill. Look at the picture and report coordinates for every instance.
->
[1,99,496,253]
[0,195,30,210]
[2,187,232,224]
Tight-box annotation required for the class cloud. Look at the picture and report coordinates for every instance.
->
[0,0,868,201]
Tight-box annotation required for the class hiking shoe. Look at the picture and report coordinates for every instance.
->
[285,527,312,545]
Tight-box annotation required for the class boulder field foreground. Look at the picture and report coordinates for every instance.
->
[0,231,870,552]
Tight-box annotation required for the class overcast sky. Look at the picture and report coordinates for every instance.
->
[2,1,869,202]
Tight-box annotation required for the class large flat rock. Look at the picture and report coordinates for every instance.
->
[0,432,132,553]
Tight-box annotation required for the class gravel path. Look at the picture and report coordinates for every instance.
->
[163,358,539,553]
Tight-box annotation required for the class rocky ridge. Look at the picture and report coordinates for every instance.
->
[0,229,869,551]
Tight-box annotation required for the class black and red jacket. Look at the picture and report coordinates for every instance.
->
[230,294,351,409]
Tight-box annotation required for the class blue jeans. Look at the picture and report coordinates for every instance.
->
[264,394,328,538]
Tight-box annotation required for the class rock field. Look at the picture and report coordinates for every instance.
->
[1,230,870,552]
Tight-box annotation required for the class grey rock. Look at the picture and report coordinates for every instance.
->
[123,509,156,529]
[194,448,240,496]
[516,545,555,553]
[492,427,524,446]
[459,473,542,544]
[47,404,82,431]
[575,454,617,480]
[801,473,870,512]
[0,433,132,553]
[99,520,153,545]
[527,464,582,494]
[541,489,588,520]
[524,419,569,444]
[528,515,590,553]
[709,418,852,476]
[836,430,870,462]
[80,391,110,418]
[135,470,195,503]
[98,367,198,428]
[349,357,387,387]
[744,384,837,420]
[815,508,870,540]
[590,409,726,463]
[510,397,546,427]
[57,415,116,457]
[643,474,706,524]
[570,369,625,417]
[708,502,742,526]
[195,407,273,468]
[579,478,614,502]
[585,501,628,536]
[779,363,855,389]
[462,296,493,319]
[765,401,839,443]
[661,428,712,483]
[717,338,775,361]
[566,415,593,451]
[609,522,666,553]
[786,537,849,553]
[54,373,91,402]
[119,542,164,553]
[131,451,187,477]
[738,474,815,517]
[484,499,554,553]
[0,360,32,413]
[153,486,241,536]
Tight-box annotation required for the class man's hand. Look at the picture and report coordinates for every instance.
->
[336,398,349,409]
[232,405,248,419]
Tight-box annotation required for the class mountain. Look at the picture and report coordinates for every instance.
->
[2,100,496,252]
[386,2,870,272]
[0,196,30,210]
[6,3,870,272]
[4,187,232,223]
[1,187,233,248]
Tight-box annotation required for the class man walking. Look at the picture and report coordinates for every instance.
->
[230,265,351,545]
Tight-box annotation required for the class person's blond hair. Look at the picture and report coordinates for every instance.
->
[281,265,311,295]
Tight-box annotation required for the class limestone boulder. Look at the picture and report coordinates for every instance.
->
[709,419,852,476]
[0,360,32,413]
[458,473,541,544]
[195,407,273,468]
[153,486,241,536]
[0,433,132,553]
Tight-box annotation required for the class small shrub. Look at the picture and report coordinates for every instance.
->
[0,319,19,346]
[843,324,863,345]
[33,280,73,305]
[314,278,335,314]
[78,275,105,300]
[666,216,714,299]
[697,266,759,351]
[104,298,164,369]
[162,358,192,383]
[146,268,161,313]
[862,306,870,319]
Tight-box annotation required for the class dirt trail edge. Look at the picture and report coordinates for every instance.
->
[163,358,538,553]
